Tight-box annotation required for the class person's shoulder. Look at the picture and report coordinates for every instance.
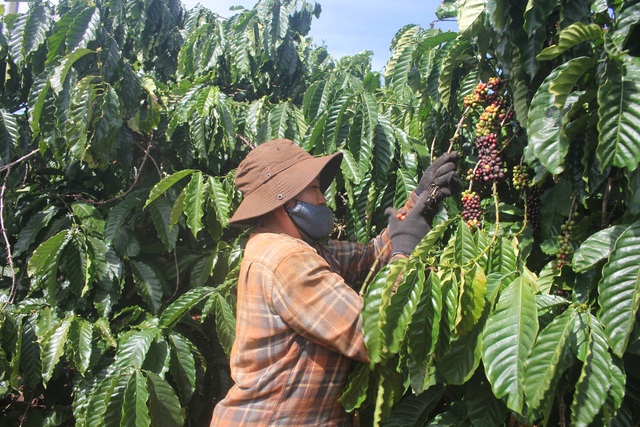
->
[245,232,315,263]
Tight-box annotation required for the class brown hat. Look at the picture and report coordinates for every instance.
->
[229,139,343,224]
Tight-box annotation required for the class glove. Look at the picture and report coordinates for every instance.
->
[416,151,464,203]
[386,190,433,256]
[398,152,463,224]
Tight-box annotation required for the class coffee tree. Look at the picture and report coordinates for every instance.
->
[0,0,638,425]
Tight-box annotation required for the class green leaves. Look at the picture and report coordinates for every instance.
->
[130,260,165,315]
[570,314,612,426]
[457,0,484,36]
[41,316,72,386]
[0,109,20,163]
[524,307,578,414]
[597,220,640,357]
[597,55,640,172]
[482,277,537,413]
[8,5,51,67]
[537,22,603,61]
[526,56,595,174]
[122,370,151,427]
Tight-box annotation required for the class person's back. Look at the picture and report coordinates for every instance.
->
[211,232,365,426]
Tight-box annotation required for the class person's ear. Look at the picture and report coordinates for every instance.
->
[284,199,297,210]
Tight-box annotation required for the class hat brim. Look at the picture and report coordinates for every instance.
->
[229,151,343,224]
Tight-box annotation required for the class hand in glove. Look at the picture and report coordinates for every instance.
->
[386,190,434,257]
[416,151,464,202]
[399,151,464,223]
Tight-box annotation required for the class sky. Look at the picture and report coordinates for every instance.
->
[182,0,458,71]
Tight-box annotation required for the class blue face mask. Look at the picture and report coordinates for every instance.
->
[286,200,335,243]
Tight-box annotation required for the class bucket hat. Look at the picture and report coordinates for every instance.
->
[229,139,343,224]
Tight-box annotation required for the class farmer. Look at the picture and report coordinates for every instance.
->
[210,138,461,426]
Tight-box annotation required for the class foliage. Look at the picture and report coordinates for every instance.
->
[0,0,639,425]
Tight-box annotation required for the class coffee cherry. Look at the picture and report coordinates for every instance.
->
[512,165,530,191]
[473,133,505,183]
[556,219,575,267]
[526,186,542,236]
[461,190,483,230]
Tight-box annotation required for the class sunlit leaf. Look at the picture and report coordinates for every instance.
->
[122,369,151,427]
[115,328,159,370]
[159,286,215,330]
[362,261,406,364]
[382,262,425,355]
[526,56,595,174]
[144,170,197,209]
[597,55,640,172]
[572,225,627,272]
[184,172,205,238]
[27,230,68,276]
[482,277,537,413]
[169,333,196,405]
[41,316,73,386]
[598,220,640,357]
[537,22,603,61]
[455,263,486,336]
[570,313,612,426]
[457,0,484,36]
[213,293,236,356]
[338,363,370,412]
[524,307,578,412]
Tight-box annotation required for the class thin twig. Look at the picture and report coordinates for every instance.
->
[463,181,500,269]
[1,170,17,304]
[0,148,39,173]
[169,248,181,302]
[602,177,612,228]
[360,239,392,297]
[237,134,256,150]
[447,105,471,153]
[80,138,155,205]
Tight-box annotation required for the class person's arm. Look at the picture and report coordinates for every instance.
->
[269,248,370,363]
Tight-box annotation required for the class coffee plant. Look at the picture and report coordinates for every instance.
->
[0,0,639,426]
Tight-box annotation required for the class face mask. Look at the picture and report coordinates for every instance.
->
[286,200,335,243]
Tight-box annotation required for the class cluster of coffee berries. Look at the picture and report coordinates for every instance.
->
[525,186,542,236]
[512,164,530,191]
[461,190,483,229]
[463,77,505,108]
[556,219,575,267]
[473,133,505,182]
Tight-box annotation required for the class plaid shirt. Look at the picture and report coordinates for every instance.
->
[210,230,392,426]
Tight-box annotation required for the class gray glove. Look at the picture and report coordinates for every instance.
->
[386,191,433,256]
[416,151,463,219]
[417,151,463,200]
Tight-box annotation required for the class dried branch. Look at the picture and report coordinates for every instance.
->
[237,134,256,150]
[0,148,39,173]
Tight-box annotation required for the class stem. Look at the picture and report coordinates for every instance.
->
[463,180,500,268]
[467,162,480,192]
[73,138,156,205]
[0,149,39,173]
[447,105,471,154]
[237,134,256,150]
[0,170,17,304]
[602,177,612,228]
[360,239,392,297]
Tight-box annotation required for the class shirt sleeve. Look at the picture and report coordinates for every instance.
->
[320,229,393,288]
[268,247,370,364]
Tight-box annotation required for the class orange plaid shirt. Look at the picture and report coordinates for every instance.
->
[210,230,392,426]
